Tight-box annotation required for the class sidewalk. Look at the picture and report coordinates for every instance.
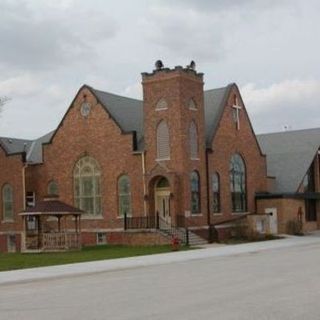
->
[1,234,320,286]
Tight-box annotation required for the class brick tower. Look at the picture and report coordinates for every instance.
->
[142,62,207,226]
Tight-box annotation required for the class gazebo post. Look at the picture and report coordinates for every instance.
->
[58,216,61,232]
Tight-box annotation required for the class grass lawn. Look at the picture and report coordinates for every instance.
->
[0,245,190,272]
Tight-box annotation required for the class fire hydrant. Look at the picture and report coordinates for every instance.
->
[171,235,180,251]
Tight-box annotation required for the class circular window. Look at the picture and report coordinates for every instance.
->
[80,102,91,117]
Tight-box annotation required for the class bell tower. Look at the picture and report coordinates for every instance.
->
[142,61,207,220]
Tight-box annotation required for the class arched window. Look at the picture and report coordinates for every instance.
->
[190,171,200,214]
[188,98,197,110]
[74,156,101,216]
[212,173,220,213]
[47,180,59,196]
[157,120,170,160]
[155,98,168,110]
[118,175,131,217]
[189,121,198,159]
[230,154,246,212]
[2,184,13,221]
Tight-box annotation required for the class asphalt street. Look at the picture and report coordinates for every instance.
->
[1,239,320,320]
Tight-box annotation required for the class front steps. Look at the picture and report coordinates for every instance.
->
[187,230,208,246]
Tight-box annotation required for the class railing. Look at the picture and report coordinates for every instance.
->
[123,213,189,245]
[42,232,81,251]
[124,214,158,230]
[158,216,189,245]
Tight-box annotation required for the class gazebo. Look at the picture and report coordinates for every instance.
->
[20,196,83,252]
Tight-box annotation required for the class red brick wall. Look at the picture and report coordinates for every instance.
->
[82,231,170,246]
[0,147,24,252]
[26,86,144,232]
[208,85,268,223]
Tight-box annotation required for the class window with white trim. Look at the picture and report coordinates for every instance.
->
[118,175,131,217]
[189,121,198,159]
[155,98,168,110]
[48,180,59,196]
[25,191,35,208]
[74,156,102,216]
[212,172,220,213]
[230,154,246,212]
[2,184,13,221]
[188,98,197,110]
[157,120,170,160]
[190,171,200,214]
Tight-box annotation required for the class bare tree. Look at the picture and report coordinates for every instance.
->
[0,96,10,115]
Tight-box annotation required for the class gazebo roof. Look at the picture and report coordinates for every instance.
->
[20,198,84,216]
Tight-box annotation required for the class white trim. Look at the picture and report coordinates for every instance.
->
[231,212,249,216]
[1,219,15,223]
[81,214,104,220]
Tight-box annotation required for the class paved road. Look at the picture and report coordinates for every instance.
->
[1,240,320,320]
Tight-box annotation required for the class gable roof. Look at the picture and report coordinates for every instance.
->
[257,128,320,193]
[0,136,32,155]
[27,131,55,164]
[0,83,235,163]
[90,87,144,144]
[204,84,234,146]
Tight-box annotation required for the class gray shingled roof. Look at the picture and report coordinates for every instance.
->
[91,84,232,149]
[90,87,144,144]
[204,84,233,146]
[0,84,232,164]
[0,137,32,155]
[257,128,320,193]
[26,131,55,164]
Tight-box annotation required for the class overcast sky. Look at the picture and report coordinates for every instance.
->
[0,0,319,139]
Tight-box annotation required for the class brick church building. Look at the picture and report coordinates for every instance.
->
[1,62,320,252]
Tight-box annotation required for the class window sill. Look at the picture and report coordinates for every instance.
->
[190,158,200,161]
[212,212,223,216]
[190,213,202,217]
[1,219,15,223]
[117,216,132,219]
[156,158,170,161]
[155,108,168,111]
[81,215,104,220]
[231,212,248,215]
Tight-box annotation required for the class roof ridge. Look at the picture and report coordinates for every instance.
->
[257,127,320,137]
[0,136,32,142]
[204,83,235,93]
[90,86,142,103]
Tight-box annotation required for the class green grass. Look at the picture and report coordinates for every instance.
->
[0,245,190,272]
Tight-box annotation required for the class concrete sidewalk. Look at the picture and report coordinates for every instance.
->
[1,234,320,286]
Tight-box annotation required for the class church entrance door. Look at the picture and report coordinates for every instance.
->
[154,177,171,225]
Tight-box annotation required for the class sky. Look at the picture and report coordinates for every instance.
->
[0,0,319,139]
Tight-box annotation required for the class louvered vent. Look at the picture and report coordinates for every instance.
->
[189,121,198,159]
[157,120,170,159]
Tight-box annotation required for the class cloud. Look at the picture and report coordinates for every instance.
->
[242,79,320,133]
[0,0,117,73]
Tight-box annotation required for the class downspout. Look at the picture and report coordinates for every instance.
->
[21,151,28,252]
[142,151,147,216]
[21,151,27,210]
[205,148,211,226]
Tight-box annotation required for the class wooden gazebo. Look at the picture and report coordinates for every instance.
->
[20,196,83,252]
